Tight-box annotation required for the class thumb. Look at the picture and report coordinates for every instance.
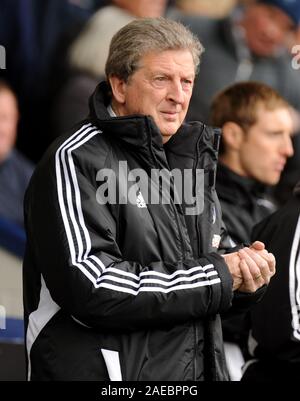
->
[250,241,265,251]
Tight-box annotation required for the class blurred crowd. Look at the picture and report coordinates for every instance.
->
[0,1,299,215]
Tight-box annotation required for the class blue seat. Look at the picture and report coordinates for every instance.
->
[0,217,26,258]
[0,317,24,342]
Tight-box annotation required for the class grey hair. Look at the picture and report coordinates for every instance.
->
[105,17,204,81]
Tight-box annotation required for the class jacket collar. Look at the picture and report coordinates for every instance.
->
[89,81,164,152]
[216,162,266,205]
[88,81,215,167]
[164,121,220,163]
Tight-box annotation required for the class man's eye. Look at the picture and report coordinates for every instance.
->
[155,76,166,81]
[268,131,282,137]
[182,80,193,88]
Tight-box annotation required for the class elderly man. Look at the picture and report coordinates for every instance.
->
[23,18,275,381]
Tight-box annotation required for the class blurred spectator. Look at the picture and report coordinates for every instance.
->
[238,0,256,4]
[0,0,107,163]
[211,81,294,245]
[170,0,300,122]
[170,0,300,205]
[210,81,294,380]
[242,180,300,381]
[52,0,168,135]
[172,0,237,18]
[0,80,34,228]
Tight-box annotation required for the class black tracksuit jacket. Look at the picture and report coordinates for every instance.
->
[216,163,276,246]
[216,164,275,350]
[23,82,261,381]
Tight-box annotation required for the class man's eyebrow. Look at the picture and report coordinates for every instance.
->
[149,70,195,78]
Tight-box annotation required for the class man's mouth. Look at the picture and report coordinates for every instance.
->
[275,161,286,172]
[161,111,179,119]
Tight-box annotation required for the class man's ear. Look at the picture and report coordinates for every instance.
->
[108,75,127,104]
[222,121,245,151]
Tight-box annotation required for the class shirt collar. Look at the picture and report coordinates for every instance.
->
[107,104,117,117]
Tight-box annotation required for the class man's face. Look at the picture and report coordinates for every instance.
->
[112,49,195,143]
[238,106,294,185]
[0,90,18,162]
[242,4,295,56]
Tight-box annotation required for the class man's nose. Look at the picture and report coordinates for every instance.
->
[167,81,185,104]
[282,135,294,157]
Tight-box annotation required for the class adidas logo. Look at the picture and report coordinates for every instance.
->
[136,190,147,208]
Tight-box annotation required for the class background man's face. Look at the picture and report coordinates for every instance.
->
[243,4,294,56]
[118,49,195,143]
[0,90,18,162]
[238,106,294,185]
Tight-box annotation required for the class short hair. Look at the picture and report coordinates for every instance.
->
[210,82,290,153]
[105,17,204,81]
[210,81,290,130]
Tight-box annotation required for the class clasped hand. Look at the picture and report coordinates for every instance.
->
[222,241,276,292]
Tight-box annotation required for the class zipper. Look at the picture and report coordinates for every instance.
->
[171,187,187,259]
[194,124,206,257]
[145,118,187,259]
[193,124,207,380]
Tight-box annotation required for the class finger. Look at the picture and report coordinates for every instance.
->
[266,252,276,275]
[246,248,276,275]
[238,248,261,277]
[239,258,253,282]
[240,248,272,284]
[239,259,265,292]
[239,259,256,292]
[252,272,265,288]
[254,249,269,256]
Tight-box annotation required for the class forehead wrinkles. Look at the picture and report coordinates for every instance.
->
[137,50,195,74]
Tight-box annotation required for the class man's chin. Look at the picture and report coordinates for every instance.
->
[161,132,175,144]
[160,126,179,140]
[262,177,280,186]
